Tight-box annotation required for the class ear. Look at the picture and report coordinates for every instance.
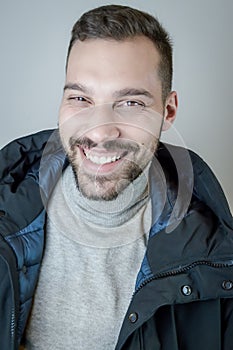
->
[162,91,178,131]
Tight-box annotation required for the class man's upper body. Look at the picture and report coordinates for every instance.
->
[1,4,233,350]
[0,130,233,350]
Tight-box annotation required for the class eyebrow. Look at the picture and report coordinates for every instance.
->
[63,83,93,94]
[64,83,154,100]
[113,88,154,100]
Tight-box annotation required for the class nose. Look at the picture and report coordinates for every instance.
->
[84,105,121,143]
[85,124,120,143]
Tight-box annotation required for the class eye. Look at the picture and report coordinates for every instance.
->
[125,100,144,107]
[116,100,145,108]
[71,96,85,101]
[67,96,92,108]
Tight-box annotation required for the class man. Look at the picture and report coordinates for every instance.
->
[0,5,233,350]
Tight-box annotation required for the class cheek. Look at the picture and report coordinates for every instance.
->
[123,112,163,142]
[124,123,160,146]
[59,104,78,127]
[59,106,88,143]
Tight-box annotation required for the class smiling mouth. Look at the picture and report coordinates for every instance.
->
[83,149,127,165]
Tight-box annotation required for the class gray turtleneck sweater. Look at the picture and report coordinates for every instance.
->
[24,165,151,350]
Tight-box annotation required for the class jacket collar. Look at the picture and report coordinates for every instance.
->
[1,128,232,239]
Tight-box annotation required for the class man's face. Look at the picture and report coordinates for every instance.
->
[59,36,176,200]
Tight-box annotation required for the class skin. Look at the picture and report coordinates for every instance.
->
[59,36,178,200]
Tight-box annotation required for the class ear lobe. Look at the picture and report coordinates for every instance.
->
[162,91,178,131]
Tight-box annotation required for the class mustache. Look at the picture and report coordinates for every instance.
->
[69,136,140,153]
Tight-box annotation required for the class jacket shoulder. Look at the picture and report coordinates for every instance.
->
[157,143,232,228]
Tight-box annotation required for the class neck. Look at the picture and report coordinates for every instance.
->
[62,164,150,227]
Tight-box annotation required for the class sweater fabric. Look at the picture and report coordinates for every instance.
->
[24,165,151,349]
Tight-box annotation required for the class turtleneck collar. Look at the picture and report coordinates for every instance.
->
[62,164,150,228]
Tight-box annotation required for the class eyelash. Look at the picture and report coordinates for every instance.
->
[123,101,145,107]
[68,96,88,102]
[67,96,92,107]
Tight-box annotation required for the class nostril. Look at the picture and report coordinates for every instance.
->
[0,210,6,217]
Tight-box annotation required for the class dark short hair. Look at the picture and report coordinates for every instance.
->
[66,5,173,103]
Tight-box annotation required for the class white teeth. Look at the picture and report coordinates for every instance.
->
[85,151,121,165]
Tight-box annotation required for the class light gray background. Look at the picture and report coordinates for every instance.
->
[1,0,232,212]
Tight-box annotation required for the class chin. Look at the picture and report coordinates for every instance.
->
[78,176,132,201]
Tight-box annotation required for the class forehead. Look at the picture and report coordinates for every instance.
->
[65,37,163,104]
[66,36,161,80]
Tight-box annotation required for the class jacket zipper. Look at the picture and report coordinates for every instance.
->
[134,259,233,296]
[10,305,15,349]
[0,238,19,350]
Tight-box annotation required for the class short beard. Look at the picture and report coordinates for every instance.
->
[69,152,143,201]
[65,136,157,201]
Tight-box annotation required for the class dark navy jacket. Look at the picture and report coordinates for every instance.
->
[0,129,233,350]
